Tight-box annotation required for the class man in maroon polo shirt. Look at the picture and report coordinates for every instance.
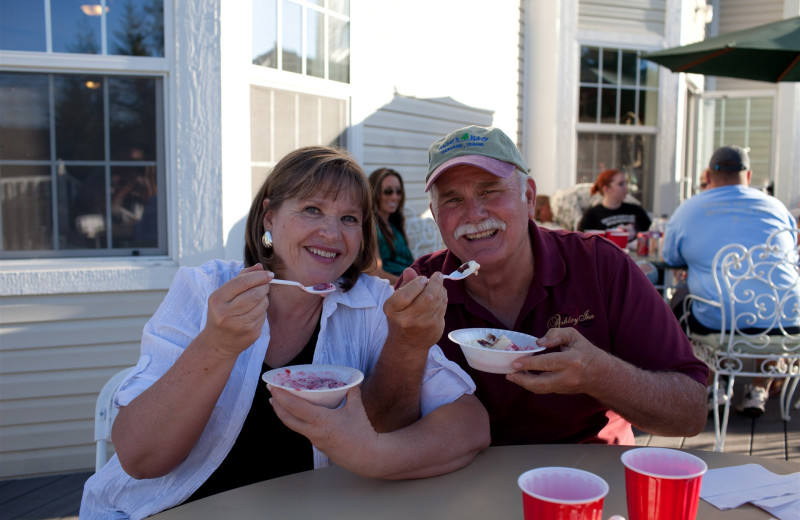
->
[394,125,708,445]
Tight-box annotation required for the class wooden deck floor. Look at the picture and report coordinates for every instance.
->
[2,395,798,520]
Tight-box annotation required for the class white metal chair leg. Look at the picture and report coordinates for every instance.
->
[713,374,735,452]
[781,375,800,418]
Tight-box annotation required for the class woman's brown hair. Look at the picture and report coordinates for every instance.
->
[590,169,623,197]
[244,146,377,292]
[368,168,409,259]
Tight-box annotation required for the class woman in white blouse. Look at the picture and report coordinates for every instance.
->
[80,146,489,520]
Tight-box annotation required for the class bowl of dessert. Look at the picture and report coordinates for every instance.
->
[262,364,364,408]
[448,328,544,374]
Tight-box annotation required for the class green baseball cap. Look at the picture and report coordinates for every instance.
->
[425,125,529,191]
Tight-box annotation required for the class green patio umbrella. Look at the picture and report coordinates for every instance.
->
[642,16,800,82]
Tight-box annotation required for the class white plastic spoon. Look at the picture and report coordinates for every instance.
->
[270,279,337,295]
[443,261,480,280]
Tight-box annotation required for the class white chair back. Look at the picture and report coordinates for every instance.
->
[403,205,444,259]
[94,367,134,472]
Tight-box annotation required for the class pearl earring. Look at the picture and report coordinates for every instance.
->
[261,230,273,249]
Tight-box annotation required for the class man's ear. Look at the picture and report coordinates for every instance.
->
[526,177,537,220]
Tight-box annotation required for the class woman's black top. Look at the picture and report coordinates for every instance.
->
[184,320,320,503]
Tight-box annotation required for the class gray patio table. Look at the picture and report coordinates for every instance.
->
[150,444,798,520]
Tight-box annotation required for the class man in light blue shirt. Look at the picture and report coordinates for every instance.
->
[663,145,798,416]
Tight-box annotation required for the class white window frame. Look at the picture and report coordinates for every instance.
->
[0,1,178,296]
[575,43,660,207]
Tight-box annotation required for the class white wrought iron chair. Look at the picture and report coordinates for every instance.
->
[95,367,134,472]
[682,227,800,452]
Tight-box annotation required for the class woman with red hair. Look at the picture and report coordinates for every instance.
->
[577,169,651,242]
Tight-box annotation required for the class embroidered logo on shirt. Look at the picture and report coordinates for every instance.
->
[547,310,596,328]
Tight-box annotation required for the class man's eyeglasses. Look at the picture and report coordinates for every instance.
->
[382,188,403,196]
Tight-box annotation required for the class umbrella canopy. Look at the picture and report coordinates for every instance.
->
[642,16,800,82]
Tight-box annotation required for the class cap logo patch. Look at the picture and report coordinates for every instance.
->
[437,133,490,157]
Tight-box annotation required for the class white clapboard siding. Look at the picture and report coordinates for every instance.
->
[713,0,784,91]
[362,94,494,218]
[0,290,165,478]
[579,0,667,36]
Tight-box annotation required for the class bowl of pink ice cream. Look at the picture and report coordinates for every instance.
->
[262,364,364,408]
[448,328,544,374]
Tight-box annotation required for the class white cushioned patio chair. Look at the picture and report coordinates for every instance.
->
[682,227,800,452]
[95,367,134,472]
[403,205,444,259]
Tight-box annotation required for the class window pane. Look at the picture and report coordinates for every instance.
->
[620,90,636,123]
[109,77,157,161]
[253,0,277,67]
[580,46,600,83]
[0,73,51,160]
[641,59,659,88]
[600,88,617,123]
[578,86,598,123]
[594,134,617,173]
[54,75,105,161]
[602,49,618,84]
[107,0,165,57]
[577,132,656,208]
[306,9,324,78]
[58,165,107,249]
[0,0,46,51]
[52,0,101,54]
[640,90,658,126]
[620,50,638,86]
[53,75,105,161]
[576,133,597,182]
[328,16,349,83]
[329,0,349,15]
[282,2,302,73]
[319,96,346,146]
[111,166,158,248]
[250,86,273,163]
[1,165,53,250]
[723,98,748,128]
[273,89,297,158]
[298,93,319,147]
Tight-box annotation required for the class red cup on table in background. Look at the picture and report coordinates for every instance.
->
[518,467,609,520]
[606,229,629,249]
[621,448,707,520]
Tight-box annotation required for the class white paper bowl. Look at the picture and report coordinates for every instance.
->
[448,328,543,374]
[262,364,364,408]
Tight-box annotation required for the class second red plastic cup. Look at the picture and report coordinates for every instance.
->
[518,467,609,520]
[621,448,708,520]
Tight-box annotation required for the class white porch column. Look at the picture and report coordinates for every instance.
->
[522,0,577,197]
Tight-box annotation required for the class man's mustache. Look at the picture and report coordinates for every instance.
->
[454,218,507,240]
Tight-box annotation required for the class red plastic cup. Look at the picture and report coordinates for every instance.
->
[621,448,708,520]
[518,467,609,520]
[606,230,629,248]
[584,230,607,237]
